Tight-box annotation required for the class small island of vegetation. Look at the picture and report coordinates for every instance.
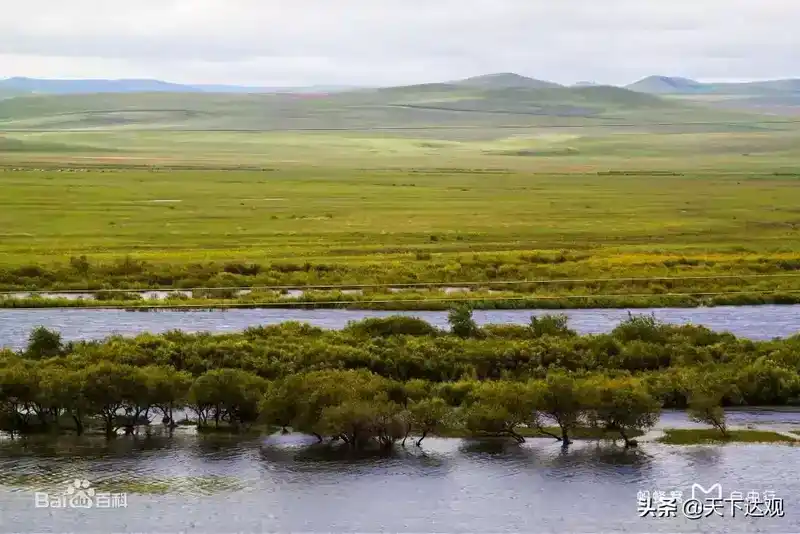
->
[1,310,798,449]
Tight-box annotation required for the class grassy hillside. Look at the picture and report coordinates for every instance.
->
[0,83,771,134]
[628,76,800,95]
[449,73,563,89]
[669,94,800,117]
[2,128,800,170]
[626,76,706,94]
[0,88,799,304]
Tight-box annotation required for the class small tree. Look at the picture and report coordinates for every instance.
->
[188,369,268,429]
[448,305,480,338]
[686,375,729,437]
[144,366,193,429]
[405,397,452,447]
[530,314,575,338]
[464,381,538,443]
[588,377,661,448]
[26,327,63,360]
[82,362,145,438]
[533,374,588,445]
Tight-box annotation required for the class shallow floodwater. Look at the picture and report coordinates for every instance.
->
[1,304,799,349]
[0,410,797,533]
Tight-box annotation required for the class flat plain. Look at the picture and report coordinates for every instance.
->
[2,80,800,306]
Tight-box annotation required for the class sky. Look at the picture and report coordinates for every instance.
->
[0,0,797,87]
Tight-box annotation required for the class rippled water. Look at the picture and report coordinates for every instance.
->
[0,411,798,533]
[2,308,799,531]
[1,305,800,349]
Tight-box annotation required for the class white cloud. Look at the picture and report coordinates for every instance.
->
[0,0,797,86]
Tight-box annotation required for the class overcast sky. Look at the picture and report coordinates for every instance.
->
[0,0,797,87]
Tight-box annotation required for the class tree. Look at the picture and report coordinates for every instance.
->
[533,374,588,445]
[344,317,440,337]
[685,373,730,437]
[188,369,268,429]
[530,314,575,338]
[448,305,480,338]
[262,370,407,449]
[26,327,63,360]
[0,362,40,434]
[142,366,193,429]
[587,376,661,447]
[36,366,87,434]
[318,393,404,450]
[82,362,146,438]
[405,397,452,447]
[464,381,538,443]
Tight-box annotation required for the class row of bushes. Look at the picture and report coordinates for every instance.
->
[3,253,800,292]
[0,360,725,449]
[1,310,797,446]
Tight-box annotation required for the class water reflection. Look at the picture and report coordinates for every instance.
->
[0,430,798,533]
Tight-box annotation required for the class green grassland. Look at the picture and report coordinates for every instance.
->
[0,82,777,133]
[658,429,797,445]
[1,83,800,306]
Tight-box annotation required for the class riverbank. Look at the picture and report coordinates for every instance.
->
[5,287,800,310]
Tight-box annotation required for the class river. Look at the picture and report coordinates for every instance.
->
[1,304,799,349]
[1,306,800,532]
[0,410,797,533]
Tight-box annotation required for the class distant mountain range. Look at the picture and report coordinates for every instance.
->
[0,71,797,133]
[0,77,360,95]
[0,73,798,97]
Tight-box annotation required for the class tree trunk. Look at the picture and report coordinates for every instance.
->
[72,413,84,436]
[715,421,728,438]
[402,424,412,447]
[508,427,525,444]
[620,428,636,448]
[560,425,571,446]
[536,424,562,442]
[104,414,116,439]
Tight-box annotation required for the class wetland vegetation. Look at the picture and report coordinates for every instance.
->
[2,311,799,448]
[3,158,800,309]
[2,84,800,310]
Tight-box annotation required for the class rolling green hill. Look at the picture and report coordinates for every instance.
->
[627,75,800,96]
[449,73,563,89]
[0,79,771,134]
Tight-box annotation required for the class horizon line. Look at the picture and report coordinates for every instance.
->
[1,73,799,90]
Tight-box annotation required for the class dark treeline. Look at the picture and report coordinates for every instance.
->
[1,309,799,448]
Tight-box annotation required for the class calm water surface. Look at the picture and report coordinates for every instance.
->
[2,306,799,532]
[0,411,797,534]
[1,305,800,349]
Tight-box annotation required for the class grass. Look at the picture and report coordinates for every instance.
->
[0,84,761,132]
[658,429,797,445]
[1,120,800,307]
[5,289,800,310]
[435,426,644,441]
